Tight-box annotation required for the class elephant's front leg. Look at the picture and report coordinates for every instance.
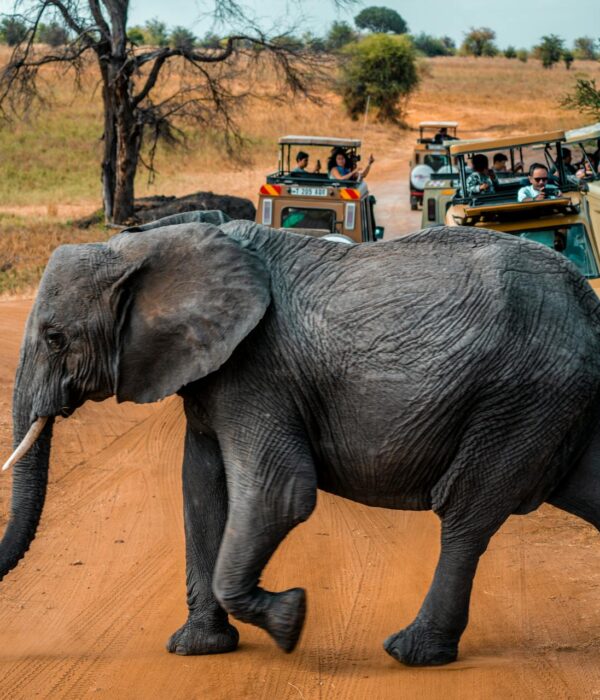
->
[166,427,239,655]
[212,435,317,653]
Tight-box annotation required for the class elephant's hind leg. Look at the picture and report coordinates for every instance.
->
[385,423,555,666]
[166,426,238,656]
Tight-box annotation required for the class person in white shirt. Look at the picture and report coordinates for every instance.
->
[518,163,561,202]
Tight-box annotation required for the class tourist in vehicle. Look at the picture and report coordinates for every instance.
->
[492,153,509,173]
[465,154,495,195]
[433,126,457,144]
[328,148,374,181]
[518,163,562,202]
[293,151,321,175]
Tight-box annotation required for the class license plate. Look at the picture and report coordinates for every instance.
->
[290,187,328,197]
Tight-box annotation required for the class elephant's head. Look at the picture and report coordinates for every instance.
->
[0,222,271,579]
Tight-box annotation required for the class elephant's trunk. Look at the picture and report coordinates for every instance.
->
[0,382,54,581]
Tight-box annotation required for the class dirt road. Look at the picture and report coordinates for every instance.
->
[2,296,600,699]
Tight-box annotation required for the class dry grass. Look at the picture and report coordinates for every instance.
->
[0,46,598,293]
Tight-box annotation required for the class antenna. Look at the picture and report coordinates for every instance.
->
[361,95,371,142]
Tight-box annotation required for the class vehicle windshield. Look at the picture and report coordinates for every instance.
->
[281,207,336,231]
[513,223,599,278]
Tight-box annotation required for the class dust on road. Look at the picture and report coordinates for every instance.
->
[1,295,600,699]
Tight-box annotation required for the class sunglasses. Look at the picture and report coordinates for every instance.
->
[532,177,548,182]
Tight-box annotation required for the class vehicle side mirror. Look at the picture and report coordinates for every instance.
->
[375,226,385,240]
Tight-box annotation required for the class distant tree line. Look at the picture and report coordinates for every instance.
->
[0,4,597,140]
[1,8,598,69]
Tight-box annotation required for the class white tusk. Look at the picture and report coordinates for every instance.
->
[2,417,49,472]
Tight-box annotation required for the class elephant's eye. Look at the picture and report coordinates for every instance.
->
[45,330,67,352]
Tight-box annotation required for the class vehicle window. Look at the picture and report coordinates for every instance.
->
[424,154,450,172]
[515,223,599,278]
[281,207,337,231]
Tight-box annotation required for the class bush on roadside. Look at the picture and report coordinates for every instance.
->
[339,33,419,125]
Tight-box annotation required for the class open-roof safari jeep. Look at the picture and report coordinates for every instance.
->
[409,121,458,211]
[256,136,384,244]
[442,130,600,295]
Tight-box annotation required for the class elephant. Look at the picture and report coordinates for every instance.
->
[3,215,600,667]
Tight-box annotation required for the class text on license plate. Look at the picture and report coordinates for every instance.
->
[290,187,328,197]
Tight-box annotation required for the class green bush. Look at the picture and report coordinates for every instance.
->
[516,49,528,63]
[461,27,497,57]
[562,79,600,120]
[339,33,419,125]
[573,37,598,61]
[504,46,517,59]
[0,17,28,45]
[169,27,196,52]
[37,22,69,46]
[413,33,454,57]
[326,21,357,51]
[127,26,146,45]
[534,35,564,68]
[144,18,169,47]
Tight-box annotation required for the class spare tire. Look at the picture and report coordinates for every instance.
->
[410,164,434,191]
[322,233,355,245]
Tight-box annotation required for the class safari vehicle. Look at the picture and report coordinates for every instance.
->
[256,135,384,244]
[564,122,600,182]
[442,130,600,293]
[409,121,458,210]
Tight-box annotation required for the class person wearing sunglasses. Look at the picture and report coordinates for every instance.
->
[517,163,562,202]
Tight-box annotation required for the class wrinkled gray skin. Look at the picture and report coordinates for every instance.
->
[4,217,600,667]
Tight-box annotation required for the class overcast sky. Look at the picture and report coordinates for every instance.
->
[125,0,599,48]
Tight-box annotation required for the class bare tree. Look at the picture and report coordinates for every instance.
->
[0,1,347,223]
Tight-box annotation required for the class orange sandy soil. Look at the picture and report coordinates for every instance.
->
[2,301,600,698]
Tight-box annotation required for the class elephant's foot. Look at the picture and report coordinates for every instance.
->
[166,618,239,656]
[263,587,306,653]
[383,620,458,667]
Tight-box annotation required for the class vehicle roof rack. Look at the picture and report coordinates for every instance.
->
[418,121,459,128]
[278,135,361,148]
[449,130,566,156]
[453,197,578,225]
[565,122,600,144]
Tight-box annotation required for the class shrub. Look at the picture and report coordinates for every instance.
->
[561,79,600,120]
[534,35,564,68]
[413,33,454,57]
[504,46,517,59]
[563,49,574,70]
[37,22,69,46]
[127,26,145,45]
[461,27,498,57]
[0,17,28,45]
[339,33,419,124]
[169,27,196,52]
[144,18,169,47]
[573,37,598,61]
[354,6,408,35]
[516,49,528,63]
[326,21,357,51]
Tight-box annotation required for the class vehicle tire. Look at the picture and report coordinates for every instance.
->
[322,233,355,245]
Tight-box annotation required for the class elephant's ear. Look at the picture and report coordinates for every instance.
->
[109,223,271,404]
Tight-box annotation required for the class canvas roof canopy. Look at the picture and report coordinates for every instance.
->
[565,123,600,144]
[450,130,566,156]
[278,135,361,148]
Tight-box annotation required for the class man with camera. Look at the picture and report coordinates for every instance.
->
[517,163,562,202]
